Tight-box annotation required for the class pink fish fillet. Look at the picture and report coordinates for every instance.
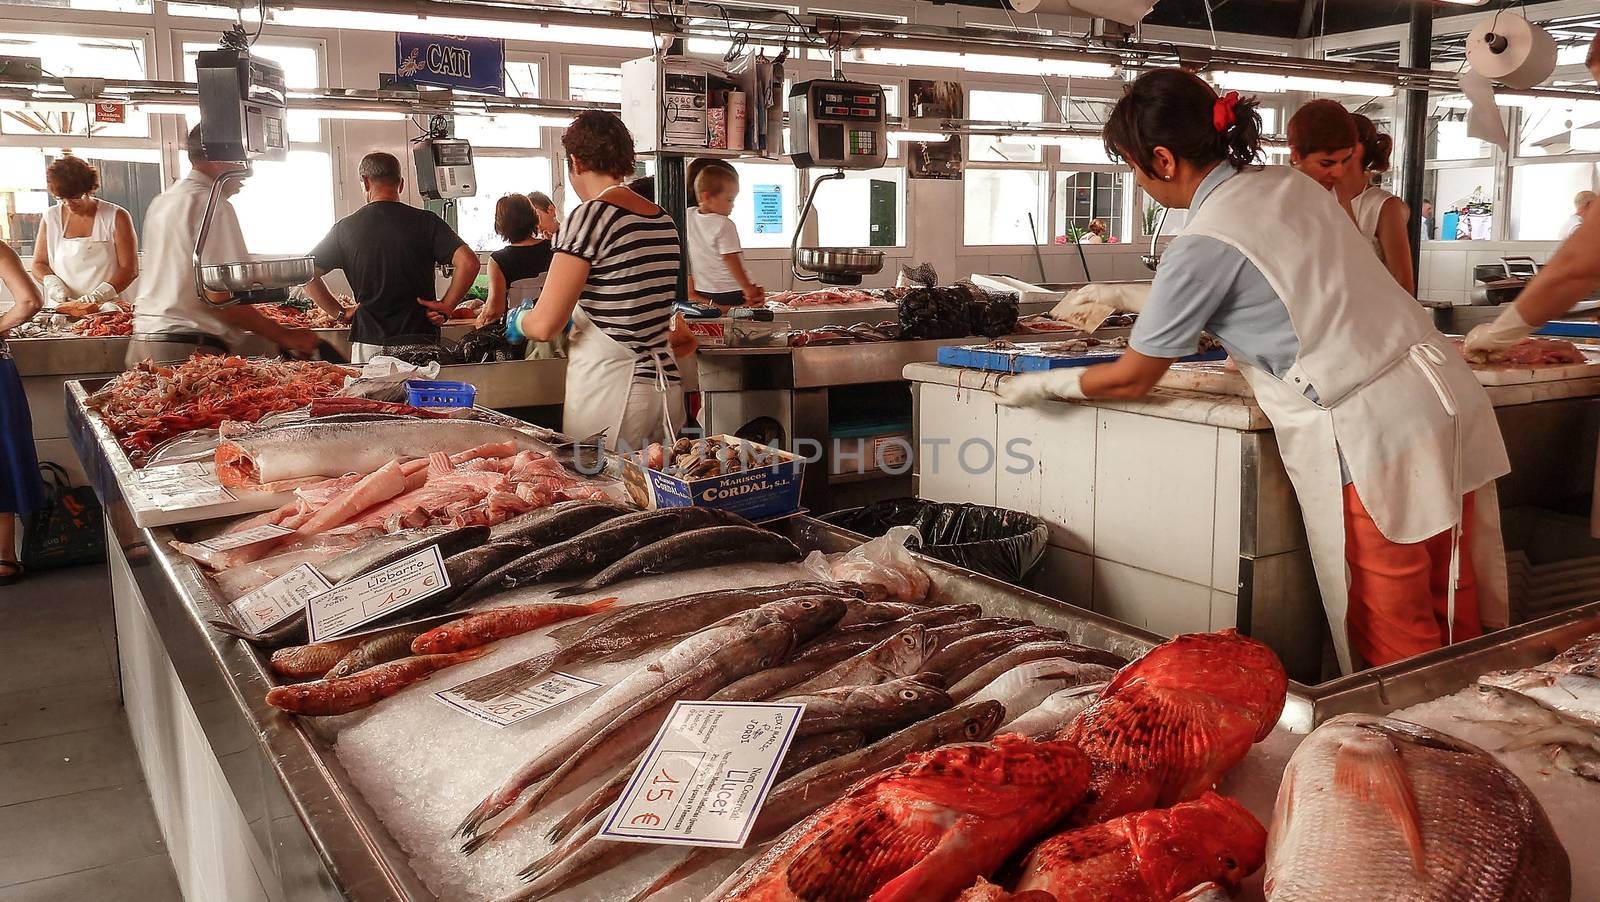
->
[287,460,412,540]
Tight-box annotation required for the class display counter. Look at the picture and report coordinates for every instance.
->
[906,358,1600,684]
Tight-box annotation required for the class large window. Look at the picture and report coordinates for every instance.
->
[455,60,543,149]
[969,90,1044,163]
[452,60,558,251]
[456,158,556,252]
[816,168,905,248]
[0,146,162,252]
[964,169,1047,246]
[1515,97,1600,158]
[1055,171,1125,243]
[570,64,623,105]
[1510,162,1598,240]
[0,32,150,137]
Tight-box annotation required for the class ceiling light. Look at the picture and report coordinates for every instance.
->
[888,130,949,143]
[299,108,407,121]
[1210,70,1394,98]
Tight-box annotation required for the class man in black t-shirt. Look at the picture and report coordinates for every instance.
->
[302,152,481,362]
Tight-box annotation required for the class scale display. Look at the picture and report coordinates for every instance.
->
[413,138,477,199]
[788,79,887,170]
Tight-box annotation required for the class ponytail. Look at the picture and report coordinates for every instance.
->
[1351,113,1393,172]
[1103,69,1263,176]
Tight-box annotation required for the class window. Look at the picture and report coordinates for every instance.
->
[455,157,556,252]
[1429,108,1493,161]
[1510,162,1598,240]
[1055,171,1126,243]
[0,0,147,13]
[0,147,162,252]
[570,64,623,105]
[730,161,797,249]
[969,91,1044,163]
[816,168,905,248]
[0,32,150,137]
[455,61,543,149]
[964,169,1047,246]
[1515,98,1600,158]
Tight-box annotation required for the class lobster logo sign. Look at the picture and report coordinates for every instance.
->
[397,48,424,79]
[394,33,504,95]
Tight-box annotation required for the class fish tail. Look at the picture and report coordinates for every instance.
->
[625,850,703,902]
[459,829,495,856]
[548,584,589,599]
[586,596,620,615]
[454,795,503,842]
[451,650,559,702]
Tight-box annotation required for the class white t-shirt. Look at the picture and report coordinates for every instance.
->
[133,170,250,338]
[686,208,743,294]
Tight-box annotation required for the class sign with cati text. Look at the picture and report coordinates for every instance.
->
[393,33,505,95]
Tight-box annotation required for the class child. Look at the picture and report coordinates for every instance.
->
[687,166,764,308]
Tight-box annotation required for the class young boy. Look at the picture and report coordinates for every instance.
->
[687,166,765,308]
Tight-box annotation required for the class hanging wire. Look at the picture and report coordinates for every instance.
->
[1201,0,1219,50]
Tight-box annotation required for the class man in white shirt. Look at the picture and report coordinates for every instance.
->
[1564,190,1595,240]
[128,125,318,367]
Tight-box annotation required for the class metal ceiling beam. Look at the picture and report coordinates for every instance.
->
[1296,0,1322,40]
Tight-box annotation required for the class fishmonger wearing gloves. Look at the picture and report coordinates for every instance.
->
[1005,70,1509,673]
[32,156,138,309]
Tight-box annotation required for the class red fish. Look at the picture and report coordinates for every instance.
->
[1009,791,1267,901]
[1060,629,1286,824]
[712,734,1091,902]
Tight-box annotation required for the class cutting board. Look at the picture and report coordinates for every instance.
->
[1161,349,1600,397]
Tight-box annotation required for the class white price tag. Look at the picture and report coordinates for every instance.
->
[306,545,451,642]
[195,523,294,553]
[139,463,234,508]
[139,462,209,481]
[228,563,331,634]
[599,701,804,849]
[434,671,603,727]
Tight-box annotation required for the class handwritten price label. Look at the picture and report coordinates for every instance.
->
[228,564,331,634]
[194,523,294,553]
[306,545,451,642]
[433,671,603,727]
[600,701,804,848]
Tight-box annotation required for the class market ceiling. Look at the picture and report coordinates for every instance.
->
[938,0,1534,39]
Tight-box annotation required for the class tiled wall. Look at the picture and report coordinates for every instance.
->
[1417,240,1565,306]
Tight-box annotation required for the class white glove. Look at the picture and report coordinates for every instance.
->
[41,275,67,306]
[1463,305,1535,363]
[1052,282,1153,315]
[87,281,118,303]
[996,368,1087,407]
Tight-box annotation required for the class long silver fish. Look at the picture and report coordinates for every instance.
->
[963,658,1116,724]
[784,625,934,695]
[1478,632,1600,731]
[775,673,952,740]
[216,416,544,485]
[455,595,846,844]
[1265,713,1569,901]
[1003,683,1107,738]
[950,641,1127,701]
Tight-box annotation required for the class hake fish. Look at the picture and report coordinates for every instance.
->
[1264,713,1569,902]
[1478,631,1600,732]
[784,625,935,695]
[548,526,804,598]
[1003,683,1107,738]
[777,673,953,740]
[215,417,544,487]
[964,657,1117,723]
[950,641,1125,701]
[485,499,633,547]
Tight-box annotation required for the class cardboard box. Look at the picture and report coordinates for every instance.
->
[624,435,803,520]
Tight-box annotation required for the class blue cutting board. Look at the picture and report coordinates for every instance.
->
[938,342,1227,373]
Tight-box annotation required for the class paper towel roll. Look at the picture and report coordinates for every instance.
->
[1466,12,1557,90]
[726,91,747,152]
[1459,71,1509,152]
[1007,0,1156,27]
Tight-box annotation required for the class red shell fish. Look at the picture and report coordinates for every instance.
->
[1010,791,1267,901]
[714,734,1091,902]
[1060,629,1286,824]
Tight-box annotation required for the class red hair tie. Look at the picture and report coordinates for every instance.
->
[1213,91,1240,133]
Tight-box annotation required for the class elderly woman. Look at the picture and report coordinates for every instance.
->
[0,243,44,584]
[31,155,138,308]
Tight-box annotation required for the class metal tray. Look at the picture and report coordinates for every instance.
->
[200,256,316,294]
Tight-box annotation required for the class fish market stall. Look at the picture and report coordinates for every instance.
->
[906,340,1600,684]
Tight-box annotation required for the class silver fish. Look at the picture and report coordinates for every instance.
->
[1265,713,1569,901]
[1002,683,1107,738]
[950,640,1126,701]
[785,625,934,695]
[217,416,544,485]
[964,658,1116,724]
[777,673,953,740]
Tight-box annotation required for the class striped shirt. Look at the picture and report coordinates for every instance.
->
[557,198,682,384]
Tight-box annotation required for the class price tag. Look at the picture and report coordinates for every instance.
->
[139,462,234,508]
[434,671,603,727]
[139,462,209,481]
[306,545,450,642]
[194,523,295,553]
[599,701,804,849]
[228,564,331,633]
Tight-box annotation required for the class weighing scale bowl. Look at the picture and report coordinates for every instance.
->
[794,246,886,278]
[199,256,316,293]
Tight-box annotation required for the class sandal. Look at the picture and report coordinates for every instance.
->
[0,560,22,586]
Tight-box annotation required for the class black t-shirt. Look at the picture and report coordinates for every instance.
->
[490,241,554,286]
[310,201,466,344]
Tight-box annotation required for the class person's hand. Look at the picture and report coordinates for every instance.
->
[279,328,323,357]
[1054,282,1153,314]
[417,297,452,326]
[743,284,766,306]
[41,275,67,306]
[87,281,117,303]
[995,369,1087,406]
[1464,305,1536,363]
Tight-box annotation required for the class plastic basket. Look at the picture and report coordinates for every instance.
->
[404,379,477,408]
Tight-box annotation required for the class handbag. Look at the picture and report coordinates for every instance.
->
[21,463,106,570]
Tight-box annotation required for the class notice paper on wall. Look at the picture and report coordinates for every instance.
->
[598,701,804,848]
[306,545,451,642]
[434,671,603,727]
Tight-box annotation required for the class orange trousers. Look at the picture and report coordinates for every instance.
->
[1344,484,1481,668]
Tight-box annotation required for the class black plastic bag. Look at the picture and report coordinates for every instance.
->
[966,287,1019,338]
[21,463,106,570]
[456,324,521,363]
[380,333,462,366]
[821,498,1049,584]
[897,286,973,340]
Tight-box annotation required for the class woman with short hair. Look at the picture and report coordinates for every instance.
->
[508,111,684,449]
[31,155,138,308]
[478,194,554,327]
[527,190,560,239]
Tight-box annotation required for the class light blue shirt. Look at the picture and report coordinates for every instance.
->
[1130,164,1301,381]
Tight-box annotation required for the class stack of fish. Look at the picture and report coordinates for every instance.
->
[1476,631,1600,781]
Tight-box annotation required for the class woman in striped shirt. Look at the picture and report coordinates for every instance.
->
[509,111,686,451]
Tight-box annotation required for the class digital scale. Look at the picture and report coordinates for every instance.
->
[787,73,889,286]
[413,136,477,200]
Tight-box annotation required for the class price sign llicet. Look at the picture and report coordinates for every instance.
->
[228,563,332,634]
[306,545,451,642]
[433,671,603,727]
[599,701,804,848]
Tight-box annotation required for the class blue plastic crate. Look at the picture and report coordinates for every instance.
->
[404,379,478,408]
[937,342,1227,373]
[1537,320,1600,340]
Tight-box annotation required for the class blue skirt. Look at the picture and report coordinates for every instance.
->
[0,346,43,514]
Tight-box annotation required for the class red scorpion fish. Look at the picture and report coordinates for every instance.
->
[711,734,1091,902]
[1061,629,1287,825]
[1007,791,1267,901]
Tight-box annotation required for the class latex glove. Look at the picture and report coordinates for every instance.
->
[996,368,1087,407]
[41,275,67,306]
[504,300,535,344]
[1052,282,1152,315]
[1463,305,1535,363]
[87,281,118,303]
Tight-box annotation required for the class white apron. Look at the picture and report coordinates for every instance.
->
[561,303,684,451]
[1185,167,1511,672]
[44,200,124,298]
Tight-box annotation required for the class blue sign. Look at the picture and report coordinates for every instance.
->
[394,33,504,95]
[752,185,783,235]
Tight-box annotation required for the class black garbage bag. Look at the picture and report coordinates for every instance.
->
[964,283,1019,338]
[380,333,462,366]
[821,498,1050,584]
[897,285,973,340]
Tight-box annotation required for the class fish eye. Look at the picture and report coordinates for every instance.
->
[1224,857,1238,871]
[900,689,917,700]
[964,723,980,737]
[801,601,815,609]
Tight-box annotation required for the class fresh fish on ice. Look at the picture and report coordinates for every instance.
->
[264,649,488,716]
[548,526,803,598]
[409,597,618,654]
[950,641,1125,701]
[784,625,934,695]
[214,416,543,487]
[776,672,952,739]
[325,626,428,678]
[1264,713,1569,901]
[269,636,364,680]
[1004,683,1107,737]
[964,657,1116,722]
